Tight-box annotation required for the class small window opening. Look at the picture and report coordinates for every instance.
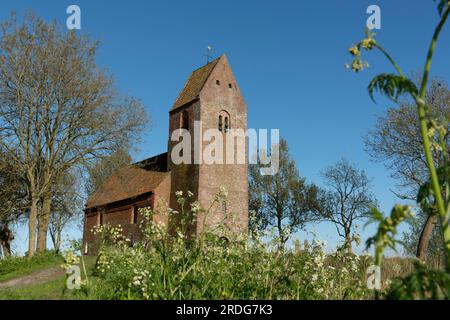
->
[218,115,223,131]
[132,207,139,224]
[99,213,103,226]
[216,80,220,85]
[228,83,232,89]
[181,110,189,130]
[224,117,229,132]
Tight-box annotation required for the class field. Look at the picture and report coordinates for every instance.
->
[0,244,429,300]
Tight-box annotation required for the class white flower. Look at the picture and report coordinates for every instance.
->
[175,191,183,197]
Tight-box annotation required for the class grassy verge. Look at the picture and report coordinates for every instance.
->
[0,275,67,300]
[0,255,97,300]
[0,251,64,282]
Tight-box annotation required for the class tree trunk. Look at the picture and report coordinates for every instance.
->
[416,213,437,262]
[0,243,10,257]
[36,194,52,253]
[0,224,13,257]
[28,197,39,258]
[50,222,62,253]
[344,228,352,253]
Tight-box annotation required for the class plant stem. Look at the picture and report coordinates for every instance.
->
[416,4,450,272]
[373,43,405,78]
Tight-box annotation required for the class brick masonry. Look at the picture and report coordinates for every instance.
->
[83,54,248,254]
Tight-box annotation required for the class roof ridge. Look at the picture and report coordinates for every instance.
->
[171,55,224,111]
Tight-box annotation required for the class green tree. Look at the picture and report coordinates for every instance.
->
[248,138,320,247]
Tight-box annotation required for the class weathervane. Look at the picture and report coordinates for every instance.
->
[206,45,213,64]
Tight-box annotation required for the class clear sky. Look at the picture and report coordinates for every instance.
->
[2,0,450,255]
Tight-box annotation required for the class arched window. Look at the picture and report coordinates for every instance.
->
[218,115,223,131]
[181,110,189,130]
[224,117,229,132]
[218,110,230,133]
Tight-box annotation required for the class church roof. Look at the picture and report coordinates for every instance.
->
[171,55,222,111]
[86,166,169,209]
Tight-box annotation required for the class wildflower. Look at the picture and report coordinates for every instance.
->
[175,191,183,197]
[361,38,375,50]
[190,201,201,213]
[348,45,360,56]
[352,59,365,72]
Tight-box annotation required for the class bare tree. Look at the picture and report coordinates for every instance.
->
[318,158,377,252]
[0,13,148,256]
[85,148,132,197]
[249,138,320,247]
[365,78,450,260]
[0,148,28,257]
[49,170,83,253]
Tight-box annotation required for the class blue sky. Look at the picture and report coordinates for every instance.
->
[2,0,450,255]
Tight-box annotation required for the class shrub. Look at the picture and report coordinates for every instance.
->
[84,191,372,300]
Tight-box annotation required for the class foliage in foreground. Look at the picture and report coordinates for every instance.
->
[347,0,450,298]
[69,192,371,300]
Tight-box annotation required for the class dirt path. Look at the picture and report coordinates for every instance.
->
[0,266,66,290]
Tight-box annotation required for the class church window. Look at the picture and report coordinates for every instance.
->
[228,83,232,89]
[218,115,223,131]
[216,79,220,86]
[181,110,189,130]
[218,111,230,133]
[224,117,229,132]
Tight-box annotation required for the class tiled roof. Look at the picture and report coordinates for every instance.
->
[171,56,221,111]
[86,166,169,209]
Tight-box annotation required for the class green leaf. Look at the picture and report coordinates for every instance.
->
[435,0,449,16]
[368,74,418,102]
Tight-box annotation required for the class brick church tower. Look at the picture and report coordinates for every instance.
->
[168,54,248,236]
[83,54,247,254]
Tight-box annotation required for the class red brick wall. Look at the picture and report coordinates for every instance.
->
[83,194,153,255]
[197,55,248,236]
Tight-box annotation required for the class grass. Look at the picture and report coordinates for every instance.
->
[0,276,67,300]
[0,255,97,300]
[0,251,64,282]
[0,252,438,300]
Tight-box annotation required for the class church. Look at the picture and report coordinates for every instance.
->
[83,54,249,254]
